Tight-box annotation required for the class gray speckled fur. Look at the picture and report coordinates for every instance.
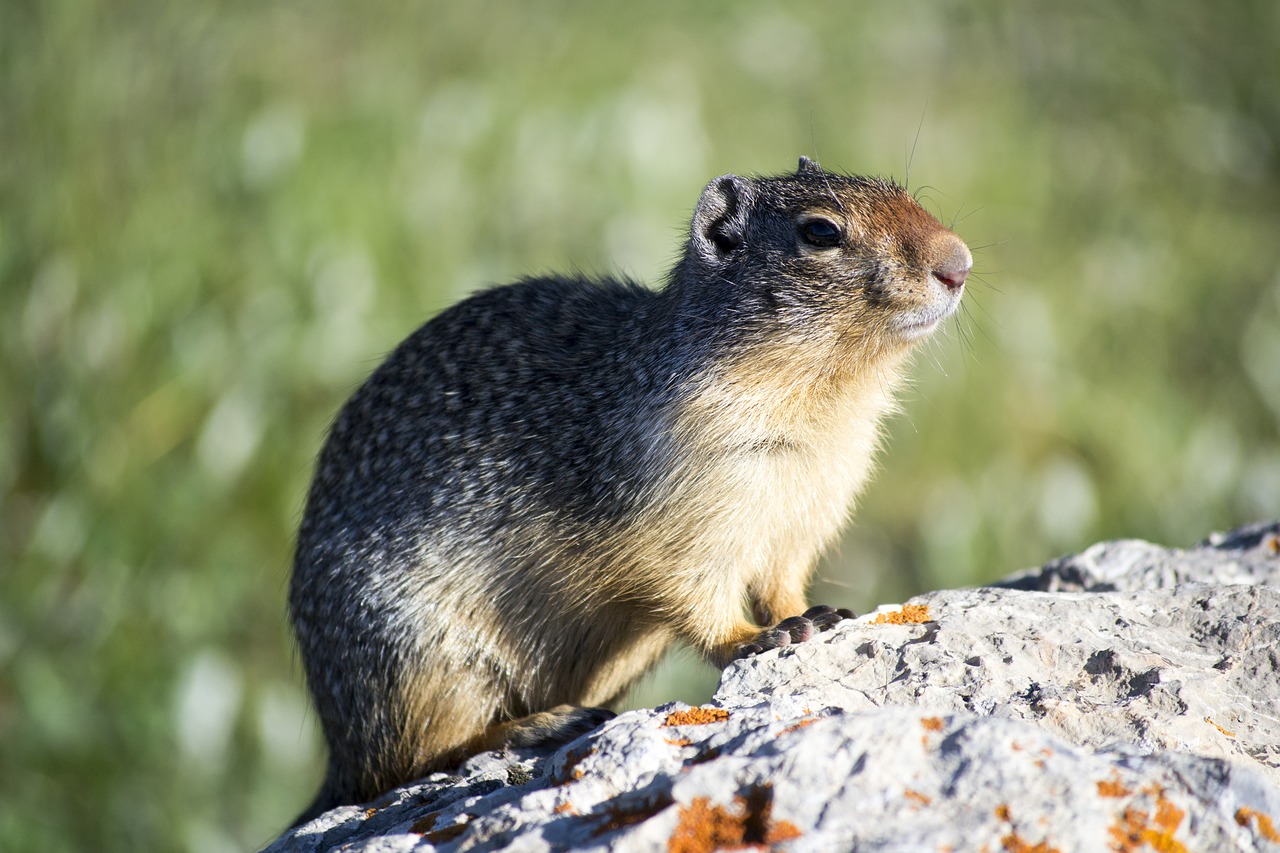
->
[291,277,684,811]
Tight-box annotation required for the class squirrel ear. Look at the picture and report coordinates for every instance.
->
[691,175,753,262]
[797,155,822,174]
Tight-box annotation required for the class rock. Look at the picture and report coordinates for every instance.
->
[267,521,1280,852]
[995,518,1280,591]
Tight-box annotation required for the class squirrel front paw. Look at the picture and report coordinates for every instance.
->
[733,605,856,660]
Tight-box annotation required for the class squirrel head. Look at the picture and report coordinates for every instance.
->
[681,157,971,357]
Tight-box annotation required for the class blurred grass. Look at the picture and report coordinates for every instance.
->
[2,0,1278,849]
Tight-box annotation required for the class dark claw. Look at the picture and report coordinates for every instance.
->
[733,604,856,661]
[804,604,856,630]
[776,615,814,643]
[575,707,617,730]
[809,612,842,630]
[756,627,792,650]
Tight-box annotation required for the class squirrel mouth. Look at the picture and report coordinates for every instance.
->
[892,293,962,341]
[896,317,944,340]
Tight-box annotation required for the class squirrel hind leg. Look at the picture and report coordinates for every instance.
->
[476,704,615,753]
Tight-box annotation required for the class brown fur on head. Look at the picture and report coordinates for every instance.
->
[677,156,971,376]
[671,155,971,462]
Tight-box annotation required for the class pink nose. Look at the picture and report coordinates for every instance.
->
[934,262,970,291]
[929,234,972,292]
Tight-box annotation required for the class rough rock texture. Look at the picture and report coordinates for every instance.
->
[995,519,1280,592]
[267,521,1280,852]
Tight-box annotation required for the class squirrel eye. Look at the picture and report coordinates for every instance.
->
[799,218,842,248]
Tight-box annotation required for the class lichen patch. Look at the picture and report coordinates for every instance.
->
[1236,807,1280,843]
[778,717,818,736]
[1107,791,1187,853]
[1000,831,1061,853]
[663,706,730,726]
[903,789,932,807]
[873,603,932,624]
[667,784,799,853]
[1096,778,1131,798]
[1204,716,1237,737]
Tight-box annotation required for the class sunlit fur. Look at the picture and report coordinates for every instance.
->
[288,158,970,820]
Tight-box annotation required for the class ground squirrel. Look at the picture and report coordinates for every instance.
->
[288,156,971,823]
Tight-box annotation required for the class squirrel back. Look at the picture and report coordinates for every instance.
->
[289,156,971,822]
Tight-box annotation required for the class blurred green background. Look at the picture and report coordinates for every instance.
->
[3,0,1278,849]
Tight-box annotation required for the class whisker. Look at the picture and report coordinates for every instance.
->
[820,170,845,214]
[912,184,939,205]
[962,293,1002,342]
[967,273,1004,295]
[905,93,931,193]
[966,240,1010,252]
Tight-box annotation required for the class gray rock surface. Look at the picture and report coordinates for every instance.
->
[267,521,1280,852]
[995,518,1280,592]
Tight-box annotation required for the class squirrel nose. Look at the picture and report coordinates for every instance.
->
[931,238,972,292]
[934,264,969,291]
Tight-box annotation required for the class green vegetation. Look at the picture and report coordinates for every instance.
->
[2,1,1277,849]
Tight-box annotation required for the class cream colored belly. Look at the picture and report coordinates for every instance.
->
[713,413,882,578]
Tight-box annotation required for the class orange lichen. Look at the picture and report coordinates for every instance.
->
[1204,716,1237,737]
[1108,810,1139,851]
[918,717,946,747]
[1154,798,1185,834]
[1236,807,1280,842]
[362,807,378,819]
[1265,533,1280,555]
[1107,797,1187,853]
[667,785,799,853]
[904,789,932,807]
[1001,831,1060,853]
[873,604,932,624]
[991,804,1061,852]
[778,717,818,736]
[1096,778,1131,798]
[554,801,576,815]
[665,737,695,746]
[667,798,751,853]
[768,821,803,844]
[554,745,597,784]
[664,707,731,726]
